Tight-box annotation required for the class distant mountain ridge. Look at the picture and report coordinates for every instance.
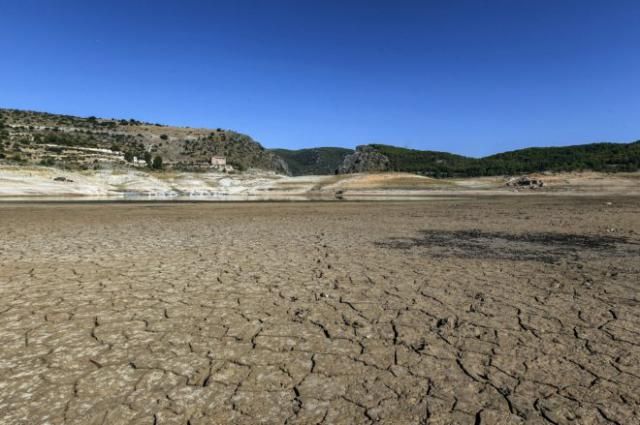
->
[1,108,638,177]
[278,141,640,177]
[363,142,640,177]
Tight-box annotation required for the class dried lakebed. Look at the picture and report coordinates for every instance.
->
[0,198,639,424]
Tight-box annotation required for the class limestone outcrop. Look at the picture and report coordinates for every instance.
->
[338,145,390,173]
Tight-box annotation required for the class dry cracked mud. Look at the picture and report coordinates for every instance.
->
[0,197,639,424]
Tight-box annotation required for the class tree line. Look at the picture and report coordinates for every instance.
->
[371,142,640,177]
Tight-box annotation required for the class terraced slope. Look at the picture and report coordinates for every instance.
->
[0,108,289,173]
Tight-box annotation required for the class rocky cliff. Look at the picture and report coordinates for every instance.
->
[338,145,390,173]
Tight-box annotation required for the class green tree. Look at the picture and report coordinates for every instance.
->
[152,155,163,170]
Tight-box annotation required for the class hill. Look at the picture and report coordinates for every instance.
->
[366,144,474,177]
[2,108,638,178]
[269,147,353,176]
[481,142,640,175]
[0,108,289,174]
[340,142,640,177]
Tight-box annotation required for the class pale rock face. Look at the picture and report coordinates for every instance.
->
[338,145,390,174]
[271,155,291,175]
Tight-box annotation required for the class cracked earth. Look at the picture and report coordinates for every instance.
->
[0,197,639,424]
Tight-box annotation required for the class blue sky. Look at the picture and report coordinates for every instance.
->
[1,0,638,156]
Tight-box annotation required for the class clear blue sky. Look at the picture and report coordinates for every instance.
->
[1,1,638,156]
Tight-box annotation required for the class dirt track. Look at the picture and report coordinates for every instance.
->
[0,198,639,424]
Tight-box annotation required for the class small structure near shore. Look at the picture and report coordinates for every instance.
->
[211,156,226,167]
[210,155,233,172]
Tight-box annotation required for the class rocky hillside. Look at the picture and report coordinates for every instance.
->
[269,147,353,176]
[3,108,638,178]
[0,109,289,174]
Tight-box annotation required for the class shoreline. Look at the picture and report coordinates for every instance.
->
[1,192,638,204]
[2,165,640,201]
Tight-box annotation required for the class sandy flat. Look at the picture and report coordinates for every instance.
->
[0,198,639,424]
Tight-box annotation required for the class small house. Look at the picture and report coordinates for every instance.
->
[211,156,226,167]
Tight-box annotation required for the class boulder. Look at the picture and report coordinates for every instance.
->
[506,176,544,189]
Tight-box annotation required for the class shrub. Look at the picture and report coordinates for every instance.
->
[46,146,64,154]
[39,156,55,166]
[152,155,163,170]
[160,134,168,140]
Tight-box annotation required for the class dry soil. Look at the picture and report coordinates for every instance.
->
[0,197,639,424]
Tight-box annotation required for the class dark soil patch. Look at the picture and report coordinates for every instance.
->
[377,230,639,263]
